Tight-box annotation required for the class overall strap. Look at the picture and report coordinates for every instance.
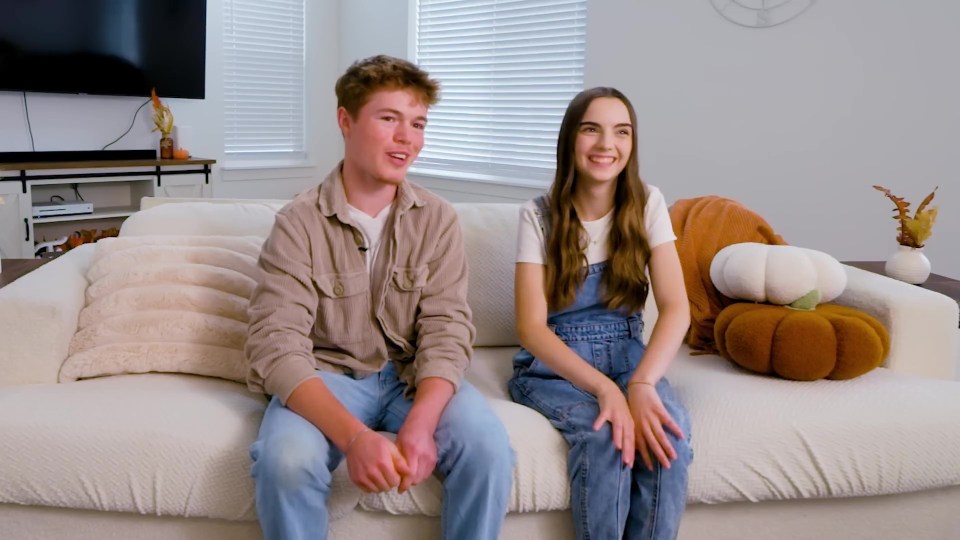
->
[532,194,551,239]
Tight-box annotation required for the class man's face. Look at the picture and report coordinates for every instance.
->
[339,88,428,186]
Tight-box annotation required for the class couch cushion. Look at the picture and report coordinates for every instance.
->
[0,374,362,521]
[669,349,960,503]
[0,375,265,520]
[122,200,285,237]
[0,367,570,521]
[6,349,959,521]
[454,203,521,347]
[358,346,960,515]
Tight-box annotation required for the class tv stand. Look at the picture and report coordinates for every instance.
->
[0,157,215,258]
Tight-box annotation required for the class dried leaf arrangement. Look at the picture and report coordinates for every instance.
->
[151,88,174,137]
[872,185,938,248]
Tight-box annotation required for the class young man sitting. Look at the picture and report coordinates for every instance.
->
[245,55,515,540]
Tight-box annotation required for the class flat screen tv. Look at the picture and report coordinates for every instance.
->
[0,0,207,99]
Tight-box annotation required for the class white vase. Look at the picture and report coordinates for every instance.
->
[884,245,931,284]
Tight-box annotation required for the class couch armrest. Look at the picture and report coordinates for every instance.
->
[0,245,94,386]
[836,265,959,380]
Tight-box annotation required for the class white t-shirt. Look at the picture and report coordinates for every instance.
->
[516,185,676,265]
[348,203,392,273]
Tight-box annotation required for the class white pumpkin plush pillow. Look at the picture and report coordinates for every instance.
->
[709,242,847,310]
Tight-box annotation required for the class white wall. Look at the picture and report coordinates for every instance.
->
[585,1,959,278]
[339,0,411,70]
[342,0,959,278]
[0,0,342,200]
[8,1,954,277]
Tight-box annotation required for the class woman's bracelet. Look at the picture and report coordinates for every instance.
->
[345,427,371,453]
[627,380,656,389]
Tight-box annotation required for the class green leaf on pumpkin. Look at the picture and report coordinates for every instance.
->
[787,289,821,311]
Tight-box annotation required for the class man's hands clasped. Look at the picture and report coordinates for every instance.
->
[344,424,437,494]
[395,423,438,494]
[344,428,411,493]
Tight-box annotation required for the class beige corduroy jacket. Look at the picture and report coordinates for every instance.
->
[245,165,475,403]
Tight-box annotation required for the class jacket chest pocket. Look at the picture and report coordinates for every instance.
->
[381,265,428,342]
[313,272,369,344]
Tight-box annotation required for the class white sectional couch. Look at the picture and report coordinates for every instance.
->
[1,196,959,540]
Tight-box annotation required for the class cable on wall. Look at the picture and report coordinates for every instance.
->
[22,92,36,151]
[102,99,151,150]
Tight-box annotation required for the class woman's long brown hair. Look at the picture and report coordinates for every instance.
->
[545,87,652,313]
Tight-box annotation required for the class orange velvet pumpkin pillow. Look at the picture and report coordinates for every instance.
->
[714,303,890,381]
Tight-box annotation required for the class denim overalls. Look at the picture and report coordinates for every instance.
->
[508,198,693,540]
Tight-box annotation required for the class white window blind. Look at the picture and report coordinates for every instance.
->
[415,0,586,182]
[223,0,305,159]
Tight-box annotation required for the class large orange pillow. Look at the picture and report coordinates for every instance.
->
[714,303,890,381]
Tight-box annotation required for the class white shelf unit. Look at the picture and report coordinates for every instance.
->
[32,205,140,224]
[0,159,214,258]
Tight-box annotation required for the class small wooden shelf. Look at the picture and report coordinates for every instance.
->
[27,175,155,187]
[32,205,138,224]
[0,157,215,258]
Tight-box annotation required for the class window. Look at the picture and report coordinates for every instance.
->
[223,0,306,162]
[415,0,587,184]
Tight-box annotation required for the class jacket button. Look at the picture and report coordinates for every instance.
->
[333,281,344,296]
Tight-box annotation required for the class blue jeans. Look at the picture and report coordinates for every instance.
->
[250,362,514,540]
[509,318,692,540]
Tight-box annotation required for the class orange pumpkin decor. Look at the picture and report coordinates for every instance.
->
[714,303,890,381]
[55,227,120,252]
[172,148,190,160]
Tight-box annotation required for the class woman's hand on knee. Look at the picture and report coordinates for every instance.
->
[627,385,684,471]
[593,380,636,467]
[346,431,412,493]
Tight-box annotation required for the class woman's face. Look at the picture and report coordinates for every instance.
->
[573,97,633,185]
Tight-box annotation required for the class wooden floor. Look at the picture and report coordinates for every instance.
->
[0,259,50,290]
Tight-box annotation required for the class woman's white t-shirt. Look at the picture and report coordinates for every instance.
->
[515,185,676,265]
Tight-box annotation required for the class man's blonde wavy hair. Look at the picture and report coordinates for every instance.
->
[335,55,439,118]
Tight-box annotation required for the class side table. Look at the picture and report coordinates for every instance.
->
[0,258,51,290]
[843,261,960,328]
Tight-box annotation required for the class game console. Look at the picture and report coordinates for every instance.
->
[32,201,95,218]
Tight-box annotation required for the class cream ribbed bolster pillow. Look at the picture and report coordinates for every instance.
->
[59,235,265,384]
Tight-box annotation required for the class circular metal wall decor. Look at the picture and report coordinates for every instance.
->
[710,0,815,28]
